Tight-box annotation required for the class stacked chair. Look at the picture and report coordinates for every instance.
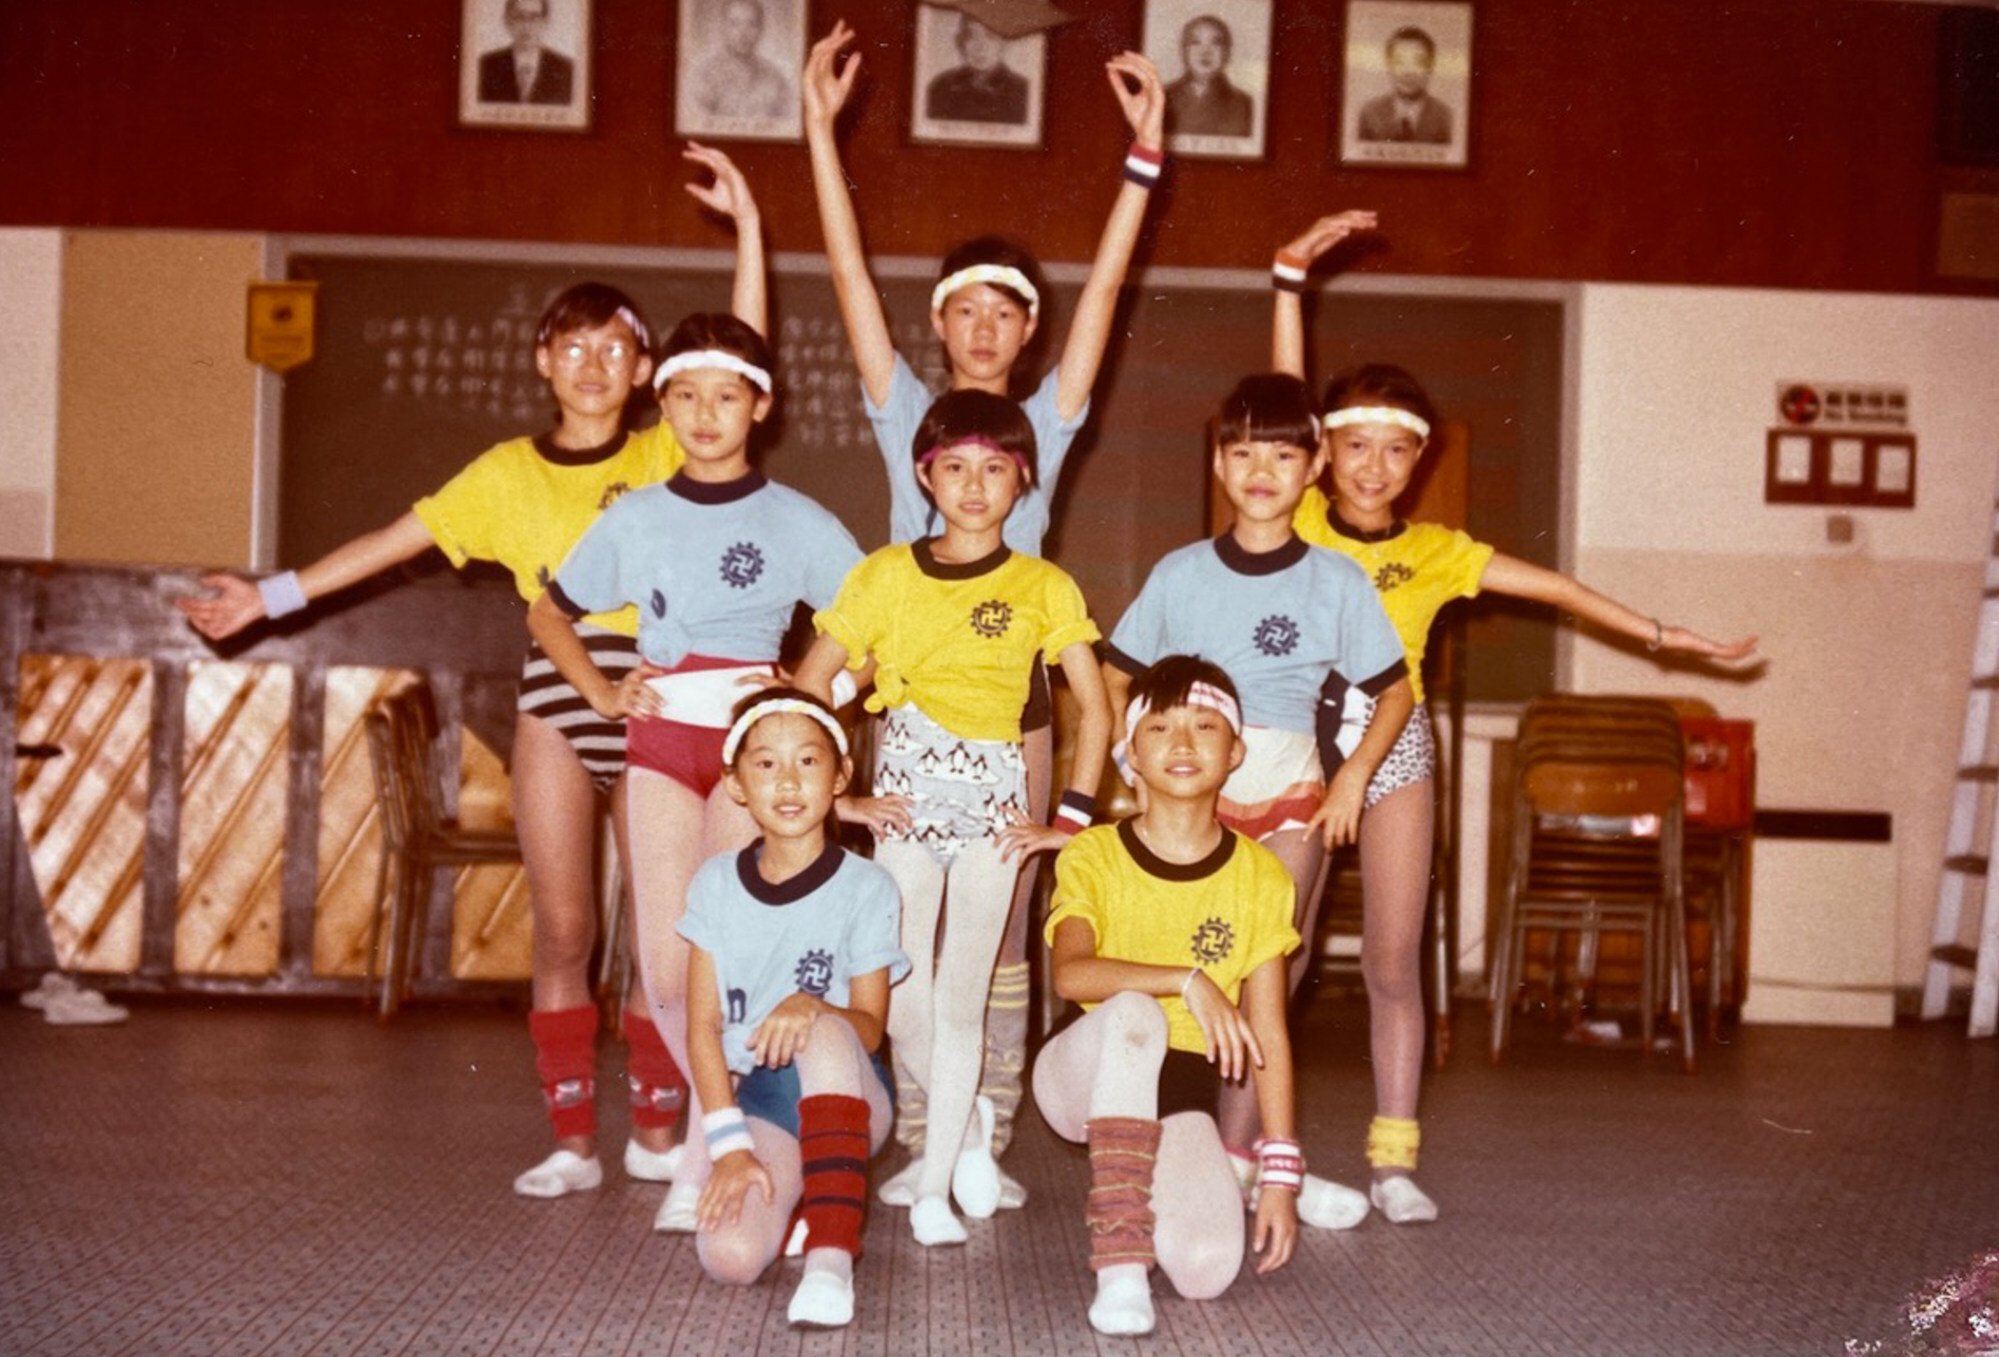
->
[1489,695,1696,1073]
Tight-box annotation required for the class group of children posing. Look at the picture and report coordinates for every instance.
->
[179,22,1753,1338]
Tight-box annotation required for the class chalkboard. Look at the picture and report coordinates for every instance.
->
[276,243,1566,701]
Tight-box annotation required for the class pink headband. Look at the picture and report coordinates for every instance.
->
[916,435,1032,478]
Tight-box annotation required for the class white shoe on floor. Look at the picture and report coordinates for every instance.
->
[19,973,80,1011]
[951,1095,1002,1219]
[995,1163,1027,1210]
[786,1269,855,1328]
[1298,1172,1371,1230]
[1370,1174,1439,1224]
[783,1216,810,1258]
[876,1156,921,1208]
[43,988,129,1026]
[653,1178,701,1233]
[909,1195,967,1247]
[623,1139,681,1183]
[512,1149,603,1199]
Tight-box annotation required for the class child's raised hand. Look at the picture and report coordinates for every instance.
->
[1105,52,1165,149]
[1280,211,1380,269]
[175,573,267,642]
[836,792,912,835]
[1662,627,1760,665]
[803,20,862,129]
[1183,970,1264,1082]
[1307,767,1368,849]
[749,992,825,1068]
[697,1146,775,1231]
[682,142,758,223]
[1251,1187,1299,1274]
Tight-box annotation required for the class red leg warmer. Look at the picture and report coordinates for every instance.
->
[797,1093,872,1259]
[621,1008,686,1132]
[529,1005,598,1141]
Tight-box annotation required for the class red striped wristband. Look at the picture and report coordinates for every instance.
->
[1123,142,1165,188]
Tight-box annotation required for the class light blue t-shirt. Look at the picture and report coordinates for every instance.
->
[1106,534,1408,734]
[864,353,1089,555]
[678,842,910,1077]
[551,471,861,668]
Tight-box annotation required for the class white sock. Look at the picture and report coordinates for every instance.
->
[787,1248,856,1328]
[512,1149,603,1199]
[996,1163,1027,1210]
[951,1094,1002,1219]
[909,1194,968,1247]
[1370,1175,1439,1224]
[623,1139,681,1182]
[783,1216,810,1258]
[1299,1172,1371,1230]
[876,1156,922,1208]
[1088,1265,1155,1337]
[653,1177,701,1232]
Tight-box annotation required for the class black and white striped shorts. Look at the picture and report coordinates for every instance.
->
[517,624,639,792]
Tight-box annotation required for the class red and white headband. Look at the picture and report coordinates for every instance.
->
[931,264,1040,319]
[1323,405,1430,442]
[916,434,1031,477]
[654,349,772,394]
[1114,681,1244,785]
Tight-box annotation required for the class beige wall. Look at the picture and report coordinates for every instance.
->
[1568,283,1999,1001]
[0,228,63,558]
[54,231,262,567]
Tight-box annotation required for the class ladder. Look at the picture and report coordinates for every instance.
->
[1923,501,1999,1038]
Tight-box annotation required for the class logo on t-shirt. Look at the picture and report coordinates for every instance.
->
[794,949,835,997]
[1253,614,1300,657]
[719,542,765,590]
[598,481,632,511]
[650,589,668,618]
[970,599,1013,638]
[1189,917,1236,965]
[1374,562,1415,593]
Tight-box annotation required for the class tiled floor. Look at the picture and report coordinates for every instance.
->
[2,992,1993,1356]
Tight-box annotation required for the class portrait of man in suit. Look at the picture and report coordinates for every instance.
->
[1355,24,1452,143]
[476,0,575,106]
[924,14,1029,125]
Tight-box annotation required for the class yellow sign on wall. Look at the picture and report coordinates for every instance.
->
[246,281,318,373]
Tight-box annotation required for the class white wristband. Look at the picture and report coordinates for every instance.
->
[1179,967,1201,1002]
[702,1107,755,1161]
[256,570,308,620]
[830,669,859,708]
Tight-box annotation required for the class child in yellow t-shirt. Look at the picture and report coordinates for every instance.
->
[1035,655,1301,1337]
[798,390,1112,1247]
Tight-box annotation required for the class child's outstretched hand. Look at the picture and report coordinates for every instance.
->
[837,793,912,835]
[698,1145,775,1230]
[1251,1186,1299,1274]
[175,573,267,642]
[1279,211,1380,270]
[750,992,826,1068]
[1662,627,1760,664]
[1105,51,1165,150]
[683,142,758,224]
[1183,970,1265,1083]
[803,20,862,130]
[1307,766,1368,849]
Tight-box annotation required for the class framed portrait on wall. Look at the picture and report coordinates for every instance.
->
[910,3,1046,149]
[674,0,807,142]
[458,0,592,132]
[1144,0,1272,160]
[1338,0,1471,169]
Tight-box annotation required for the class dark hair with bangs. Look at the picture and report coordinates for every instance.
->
[535,282,654,352]
[935,236,1045,316]
[1210,373,1321,453]
[1319,363,1439,436]
[1127,654,1240,719]
[657,313,775,381]
[911,389,1038,483]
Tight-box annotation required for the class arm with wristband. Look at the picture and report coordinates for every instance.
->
[686,942,774,1232]
[1238,954,1301,1274]
[1052,51,1167,423]
[176,511,439,641]
[1269,210,1381,380]
[998,639,1113,862]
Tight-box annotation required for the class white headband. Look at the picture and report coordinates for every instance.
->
[721,698,849,766]
[654,349,773,394]
[931,265,1040,319]
[1323,405,1431,442]
[1114,682,1244,786]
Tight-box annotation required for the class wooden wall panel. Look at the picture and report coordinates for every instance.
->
[0,1,1976,295]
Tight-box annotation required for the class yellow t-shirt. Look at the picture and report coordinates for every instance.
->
[1293,486,1494,704]
[815,541,1100,743]
[412,423,683,636]
[1045,821,1301,1056]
